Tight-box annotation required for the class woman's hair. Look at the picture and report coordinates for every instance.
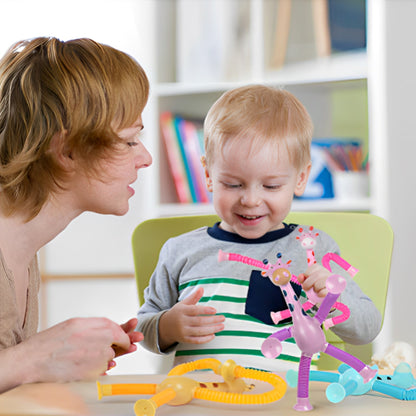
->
[203,84,313,170]
[0,37,149,220]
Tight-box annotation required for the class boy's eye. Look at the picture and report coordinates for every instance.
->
[264,184,281,190]
[223,182,241,188]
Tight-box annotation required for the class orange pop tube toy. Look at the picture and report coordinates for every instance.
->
[97,358,287,416]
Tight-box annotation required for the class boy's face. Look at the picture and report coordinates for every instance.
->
[204,137,310,239]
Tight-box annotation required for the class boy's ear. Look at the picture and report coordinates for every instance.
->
[201,156,213,192]
[294,162,311,197]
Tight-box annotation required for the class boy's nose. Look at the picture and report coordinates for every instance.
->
[240,189,261,207]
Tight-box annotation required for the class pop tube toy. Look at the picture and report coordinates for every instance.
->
[218,249,376,411]
[97,358,287,416]
[286,362,416,402]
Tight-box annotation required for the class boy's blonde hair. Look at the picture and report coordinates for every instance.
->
[0,37,149,220]
[204,85,313,170]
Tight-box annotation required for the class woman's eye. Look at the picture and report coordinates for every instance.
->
[127,141,138,147]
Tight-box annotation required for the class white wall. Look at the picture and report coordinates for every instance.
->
[382,0,416,348]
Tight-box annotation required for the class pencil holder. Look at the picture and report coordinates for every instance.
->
[332,171,369,199]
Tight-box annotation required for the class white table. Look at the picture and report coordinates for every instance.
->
[0,373,414,415]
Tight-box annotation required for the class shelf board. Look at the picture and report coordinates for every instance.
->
[265,49,367,86]
[292,197,372,212]
[157,197,372,217]
[158,203,216,217]
[154,50,367,96]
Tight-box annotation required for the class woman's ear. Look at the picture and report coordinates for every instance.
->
[294,161,311,197]
[49,131,74,170]
[201,156,213,192]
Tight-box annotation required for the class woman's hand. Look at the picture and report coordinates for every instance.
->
[17,317,141,384]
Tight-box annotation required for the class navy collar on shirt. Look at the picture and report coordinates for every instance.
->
[207,222,298,244]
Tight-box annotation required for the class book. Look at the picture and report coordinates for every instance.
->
[172,116,198,203]
[181,119,210,203]
[328,0,366,52]
[160,112,192,203]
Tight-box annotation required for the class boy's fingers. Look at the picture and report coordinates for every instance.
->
[181,287,204,305]
[187,334,216,344]
[297,273,305,283]
[192,305,219,316]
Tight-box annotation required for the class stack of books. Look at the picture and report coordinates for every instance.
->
[160,112,212,204]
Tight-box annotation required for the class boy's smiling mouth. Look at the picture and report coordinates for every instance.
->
[237,214,265,225]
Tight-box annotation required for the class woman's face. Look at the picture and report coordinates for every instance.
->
[69,115,152,216]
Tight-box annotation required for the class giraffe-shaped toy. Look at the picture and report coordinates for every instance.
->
[278,226,358,328]
[296,226,319,266]
[218,249,377,411]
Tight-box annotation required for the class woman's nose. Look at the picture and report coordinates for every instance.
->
[136,143,152,169]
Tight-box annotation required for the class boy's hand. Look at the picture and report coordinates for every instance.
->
[158,287,225,351]
[297,263,332,299]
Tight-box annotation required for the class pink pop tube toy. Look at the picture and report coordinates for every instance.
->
[218,249,376,411]
[295,226,358,327]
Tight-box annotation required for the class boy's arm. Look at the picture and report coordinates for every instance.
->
[136,241,180,354]
[136,310,173,354]
[329,277,382,345]
[305,228,382,345]
[136,240,225,354]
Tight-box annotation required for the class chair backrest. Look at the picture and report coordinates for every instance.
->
[132,212,393,319]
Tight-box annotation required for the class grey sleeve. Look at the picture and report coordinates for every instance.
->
[136,240,180,355]
[330,277,382,345]
[313,228,382,345]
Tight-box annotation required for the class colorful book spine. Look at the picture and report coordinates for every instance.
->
[173,116,198,203]
[161,112,212,204]
[181,119,210,203]
[159,112,192,203]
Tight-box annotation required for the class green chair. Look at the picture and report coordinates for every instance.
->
[132,212,393,369]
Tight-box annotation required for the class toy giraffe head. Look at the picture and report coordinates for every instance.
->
[261,253,292,286]
[296,226,319,250]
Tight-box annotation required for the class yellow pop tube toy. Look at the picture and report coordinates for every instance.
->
[97,358,287,416]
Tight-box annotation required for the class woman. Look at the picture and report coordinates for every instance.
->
[0,37,152,392]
